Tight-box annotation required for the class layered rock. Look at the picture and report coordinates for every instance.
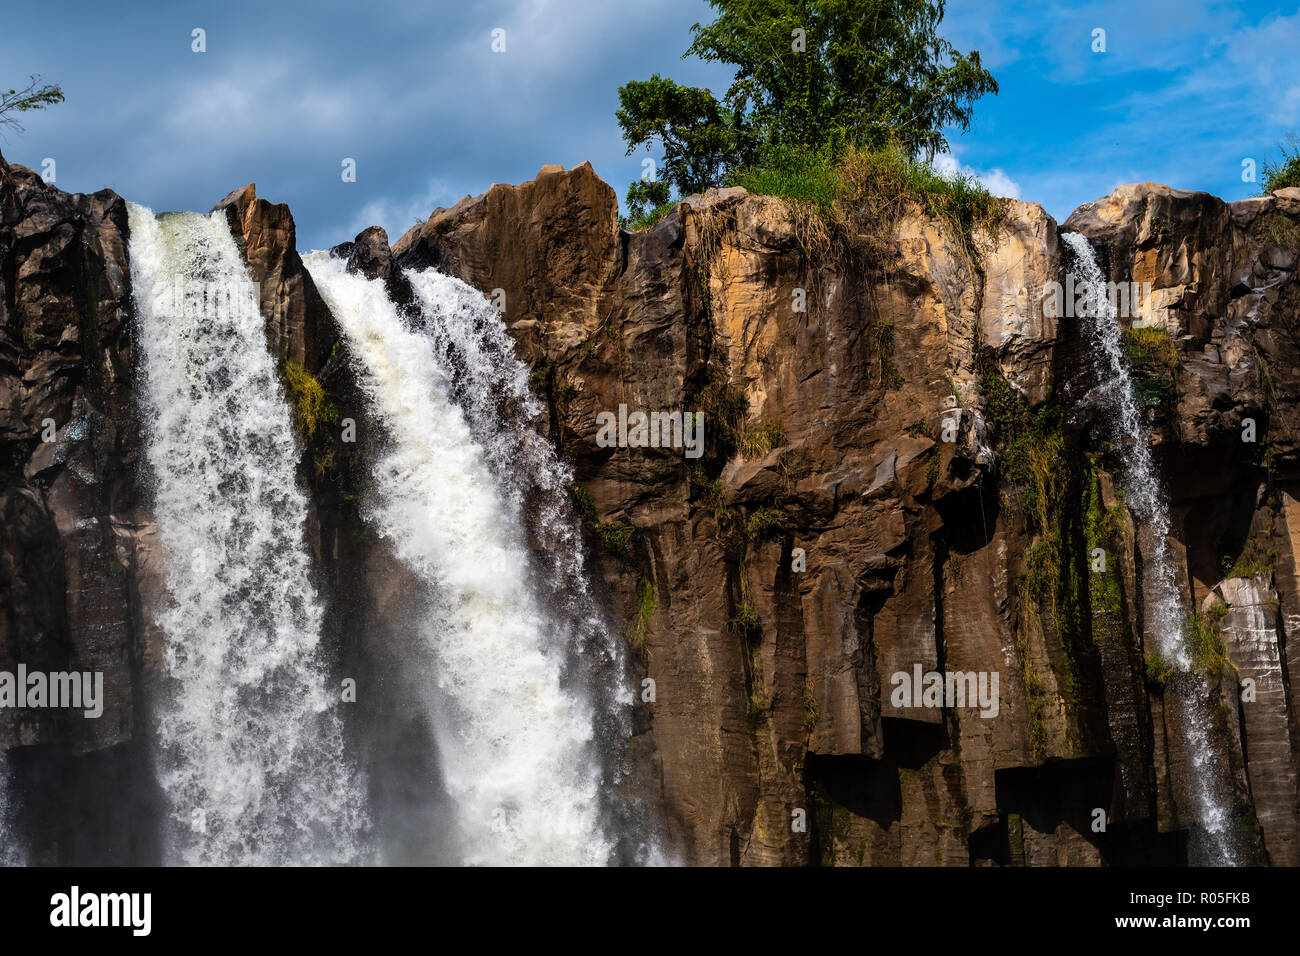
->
[4,145,1300,866]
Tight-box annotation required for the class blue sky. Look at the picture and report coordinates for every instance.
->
[2,0,1297,250]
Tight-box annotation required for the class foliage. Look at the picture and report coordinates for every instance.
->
[1186,604,1233,677]
[1258,135,1300,195]
[738,419,786,458]
[744,507,786,541]
[1263,212,1300,250]
[1144,650,1174,686]
[729,143,1006,262]
[1221,539,1275,580]
[628,575,655,663]
[1121,325,1178,372]
[0,75,64,133]
[594,520,636,557]
[803,679,819,733]
[616,0,997,213]
[978,350,1063,532]
[280,357,337,442]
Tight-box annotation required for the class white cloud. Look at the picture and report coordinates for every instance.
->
[334,177,457,249]
[934,151,1022,199]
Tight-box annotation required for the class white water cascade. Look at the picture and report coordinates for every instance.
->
[305,253,631,865]
[1063,231,1239,864]
[128,206,368,865]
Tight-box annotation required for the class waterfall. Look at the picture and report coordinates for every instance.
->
[304,253,629,866]
[1063,231,1239,864]
[127,205,368,865]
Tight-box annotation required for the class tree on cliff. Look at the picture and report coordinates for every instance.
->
[0,75,64,135]
[616,0,997,221]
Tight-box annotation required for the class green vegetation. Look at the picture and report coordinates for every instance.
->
[738,419,786,458]
[744,507,786,541]
[803,679,819,734]
[1186,604,1234,677]
[628,574,655,664]
[555,381,579,418]
[1258,135,1300,194]
[280,357,338,442]
[1144,650,1174,686]
[731,600,761,639]
[978,351,1064,533]
[694,365,750,458]
[730,144,1007,263]
[1220,538,1275,580]
[620,200,677,232]
[616,0,997,207]
[0,75,64,133]
[1121,325,1178,370]
[1083,464,1126,620]
[594,520,636,557]
[869,317,905,389]
[615,1,1002,249]
[1120,325,1178,418]
[1264,212,1300,250]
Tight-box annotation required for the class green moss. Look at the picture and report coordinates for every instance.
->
[1122,325,1178,370]
[731,601,761,640]
[1186,604,1234,677]
[693,365,749,459]
[1120,326,1178,419]
[628,574,655,664]
[280,357,338,442]
[1083,465,1124,619]
[528,359,552,396]
[803,679,819,734]
[905,418,930,439]
[1144,650,1174,686]
[978,350,1065,531]
[744,507,785,542]
[925,453,940,486]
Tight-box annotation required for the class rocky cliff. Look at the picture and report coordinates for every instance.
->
[3,149,1299,865]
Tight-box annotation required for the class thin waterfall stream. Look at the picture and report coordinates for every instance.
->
[1064,230,1240,865]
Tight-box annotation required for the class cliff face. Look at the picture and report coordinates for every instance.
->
[3,148,1300,866]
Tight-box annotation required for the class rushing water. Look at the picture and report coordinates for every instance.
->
[305,253,635,865]
[128,205,367,865]
[1063,231,1239,864]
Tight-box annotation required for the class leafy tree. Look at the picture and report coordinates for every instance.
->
[616,0,997,218]
[0,75,64,134]
[616,74,749,207]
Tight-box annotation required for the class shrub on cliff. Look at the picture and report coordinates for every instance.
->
[616,0,997,223]
[1259,135,1300,194]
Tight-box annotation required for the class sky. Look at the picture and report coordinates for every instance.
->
[1,0,1297,250]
